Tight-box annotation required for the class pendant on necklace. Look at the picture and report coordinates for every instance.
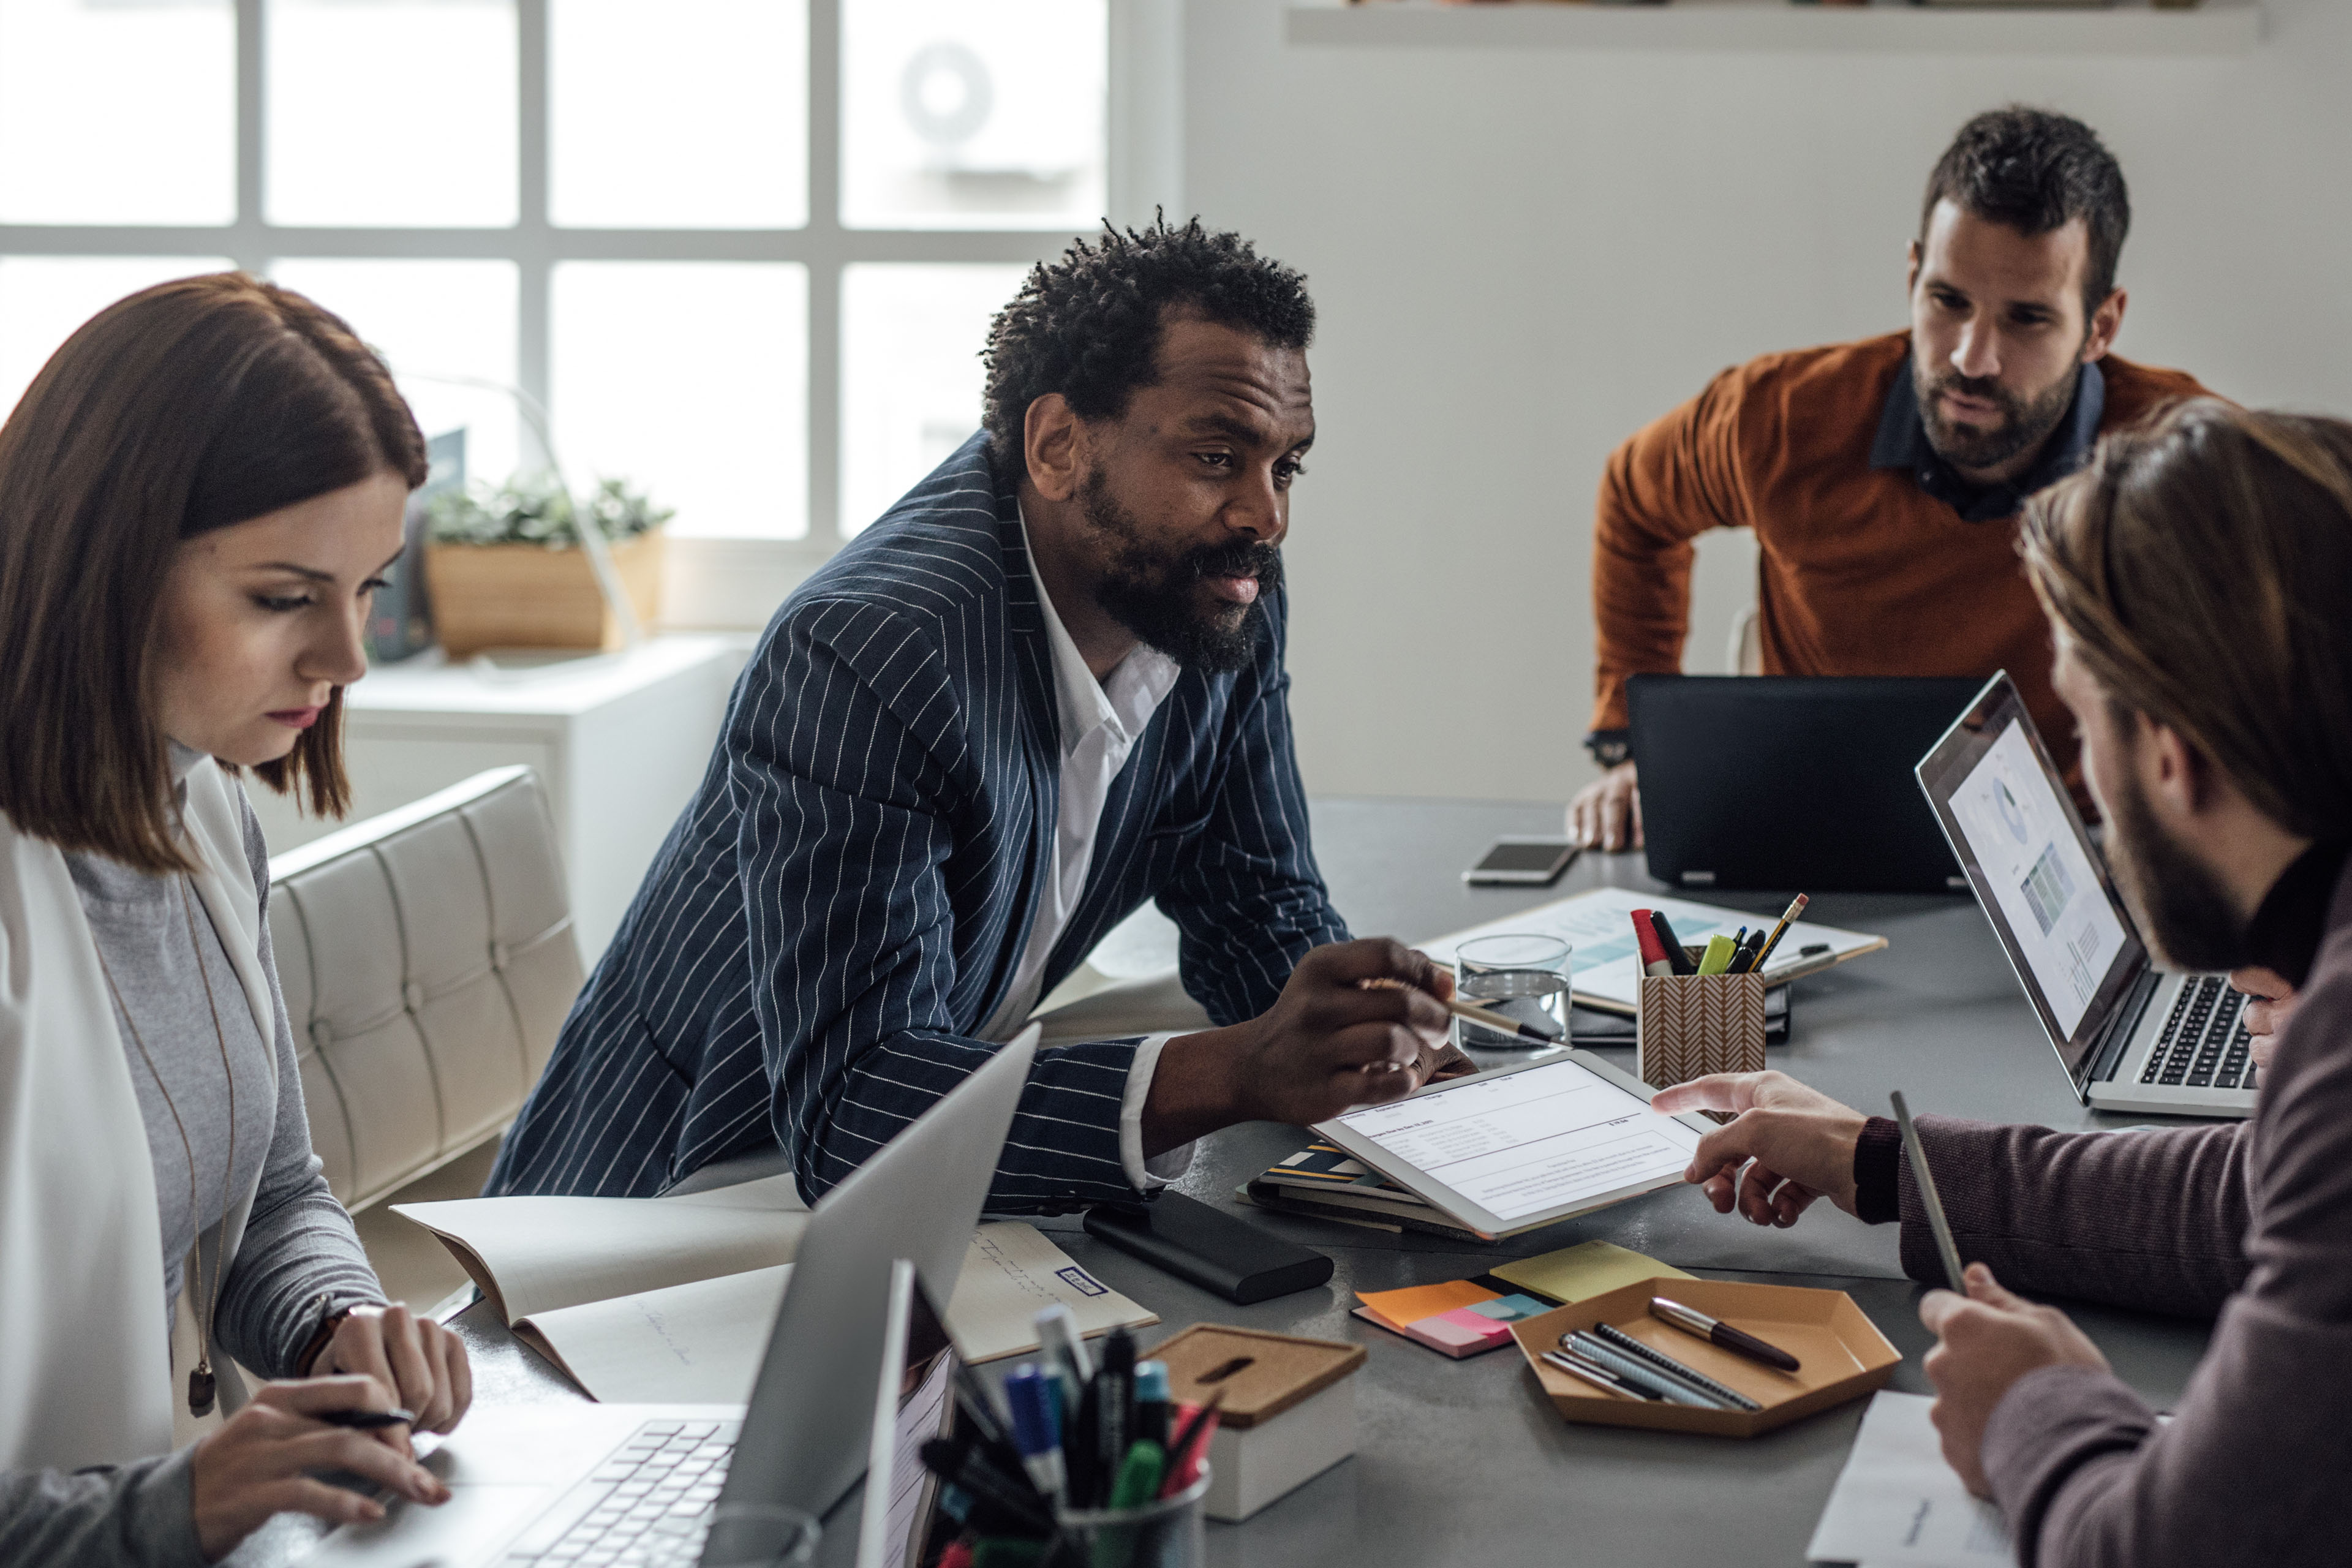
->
[189,1363,216,1418]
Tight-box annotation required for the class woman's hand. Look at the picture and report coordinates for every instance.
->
[2230,966,2298,1087]
[188,1375,449,1561]
[309,1303,473,1439]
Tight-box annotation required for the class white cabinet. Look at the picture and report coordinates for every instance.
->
[249,635,746,966]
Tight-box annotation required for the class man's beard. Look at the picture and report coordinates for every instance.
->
[1914,355,2081,475]
[1081,467,1280,675]
[2103,766,2248,973]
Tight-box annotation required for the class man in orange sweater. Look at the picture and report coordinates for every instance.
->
[1570,106,2209,853]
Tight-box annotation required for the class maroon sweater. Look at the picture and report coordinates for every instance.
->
[1868,848,2352,1567]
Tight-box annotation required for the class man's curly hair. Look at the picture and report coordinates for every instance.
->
[982,216,1314,469]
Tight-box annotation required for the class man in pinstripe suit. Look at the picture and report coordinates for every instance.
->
[488,219,1458,1212]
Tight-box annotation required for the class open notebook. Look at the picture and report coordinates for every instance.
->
[395,1174,1155,1401]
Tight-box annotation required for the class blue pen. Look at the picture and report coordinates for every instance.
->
[1001,1363,1066,1502]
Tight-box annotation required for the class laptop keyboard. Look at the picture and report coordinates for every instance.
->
[499,1419,742,1568]
[2138,976,2255,1091]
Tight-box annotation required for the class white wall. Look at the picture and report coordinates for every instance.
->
[1180,0,2352,807]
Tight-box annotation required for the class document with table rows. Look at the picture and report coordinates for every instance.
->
[1338,1062,1702,1224]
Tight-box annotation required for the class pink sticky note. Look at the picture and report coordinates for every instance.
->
[1406,1308,1515,1358]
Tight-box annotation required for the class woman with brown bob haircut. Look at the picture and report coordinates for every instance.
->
[1,274,470,1564]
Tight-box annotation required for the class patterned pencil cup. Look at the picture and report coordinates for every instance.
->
[1637,971,1768,1095]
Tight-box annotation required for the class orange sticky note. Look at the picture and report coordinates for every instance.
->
[1356,1279,1498,1332]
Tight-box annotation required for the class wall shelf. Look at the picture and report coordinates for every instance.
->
[1286,1,2261,58]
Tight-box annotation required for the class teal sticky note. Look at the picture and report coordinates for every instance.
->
[1466,1294,1550,1321]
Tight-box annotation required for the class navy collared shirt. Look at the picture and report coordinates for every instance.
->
[1870,352,2105,524]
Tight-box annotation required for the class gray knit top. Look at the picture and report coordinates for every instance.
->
[1,748,386,1567]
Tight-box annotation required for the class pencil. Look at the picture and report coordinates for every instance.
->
[1749,893,1811,971]
[1891,1090,1967,1293]
[1362,977,1563,1044]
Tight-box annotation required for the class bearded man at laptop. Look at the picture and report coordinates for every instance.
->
[488,219,1455,1207]
[1654,400,2352,1568]
[1568,106,2210,853]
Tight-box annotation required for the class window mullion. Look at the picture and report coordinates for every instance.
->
[807,0,842,546]
[517,0,552,475]
[233,0,267,270]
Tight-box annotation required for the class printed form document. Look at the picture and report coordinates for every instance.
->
[1807,1391,2015,1567]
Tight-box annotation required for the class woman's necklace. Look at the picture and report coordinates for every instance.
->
[95,874,241,1418]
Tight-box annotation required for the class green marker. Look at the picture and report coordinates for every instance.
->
[1696,934,1737,975]
[1091,1441,1168,1568]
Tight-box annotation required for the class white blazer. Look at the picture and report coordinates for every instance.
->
[0,758,278,1472]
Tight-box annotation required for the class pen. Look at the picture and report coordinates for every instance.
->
[1648,911,1698,975]
[1695,934,1737,976]
[1634,910,1674,979]
[1132,1362,1170,1451]
[1647,1297,1802,1374]
[1094,1327,1136,1507]
[921,1438,1057,1537]
[1001,1364,1066,1503]
[1361,976,1562,1044]
[1798,942,1830,957]
[1035,1303,1094,1390]
[1750,892,1811,971]
[1588,1322,1764,1411]
[1161,1388,1224,1496]
[318,1408,413,1430]
[1539,1348,1647,1400]
[1107,1440,1166,1510]
[1891,1090,1968,1293]
[1563,1332,1730,1408]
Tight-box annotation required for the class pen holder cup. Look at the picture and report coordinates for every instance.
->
[1637,970,1767,1104]
[1052,1468,1211,1568]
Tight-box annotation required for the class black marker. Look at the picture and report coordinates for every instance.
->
[318,1408,413,1431]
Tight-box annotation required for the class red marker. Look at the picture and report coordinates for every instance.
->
[1632,910,1674,978]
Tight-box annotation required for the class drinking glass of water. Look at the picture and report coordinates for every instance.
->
[1454,935,1572,1050]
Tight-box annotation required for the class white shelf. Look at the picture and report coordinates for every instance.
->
[1287,1,2261,57]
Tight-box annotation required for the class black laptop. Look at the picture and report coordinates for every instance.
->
[1627,674,1981,894]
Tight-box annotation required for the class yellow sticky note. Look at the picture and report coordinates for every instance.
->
[1355,1278,1498,1330]
[1491,1241,1692,1305]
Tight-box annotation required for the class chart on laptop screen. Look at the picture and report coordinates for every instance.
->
[1334,1060,1699,1225]
[1951,721,2125,1036]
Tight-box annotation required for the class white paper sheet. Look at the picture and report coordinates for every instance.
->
[391,1182,810,1323]
[514,1221,1159,1402]
[1807,1391,2015,1567]
[1417,886,1885,1013]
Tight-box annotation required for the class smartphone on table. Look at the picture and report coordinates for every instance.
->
[1463,837,1579,886]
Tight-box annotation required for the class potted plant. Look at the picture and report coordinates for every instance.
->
[424,476,674,656]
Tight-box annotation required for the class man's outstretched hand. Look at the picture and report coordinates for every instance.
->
[1143,939,1457,1155]
[1650,1071,1868,1227]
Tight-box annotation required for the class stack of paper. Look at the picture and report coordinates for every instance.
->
[1238,1140,1483,1242]
[396,1180,1156,1403]
[1806,1391,2016,1567]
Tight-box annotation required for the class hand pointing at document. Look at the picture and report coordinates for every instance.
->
[1649,1071,1869,1227]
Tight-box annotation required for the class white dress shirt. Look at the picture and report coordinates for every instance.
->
[979,514,1194,1188]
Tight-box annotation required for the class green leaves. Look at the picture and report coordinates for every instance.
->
[426,474,676,549]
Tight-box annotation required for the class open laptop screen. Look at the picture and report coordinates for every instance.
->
[1917,674,2147,1082]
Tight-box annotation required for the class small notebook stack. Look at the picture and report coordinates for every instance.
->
[1354,1279,1556,1359]
[1237,1141,1483,1242]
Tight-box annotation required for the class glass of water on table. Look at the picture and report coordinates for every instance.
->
[1453,934,1572,1052]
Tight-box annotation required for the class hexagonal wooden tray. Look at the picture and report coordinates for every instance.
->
[1509,1276,1899,1437]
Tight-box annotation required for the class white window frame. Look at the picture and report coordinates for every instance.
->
[0,0,1182,628]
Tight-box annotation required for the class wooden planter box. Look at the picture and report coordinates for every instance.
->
[425,530,664,657]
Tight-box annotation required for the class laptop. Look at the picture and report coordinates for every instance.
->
[1917,676,2256,1119]
[300,1025,1041,1568]
[1629,674,1981,892]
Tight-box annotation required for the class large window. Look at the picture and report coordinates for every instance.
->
[0,0,1161,616]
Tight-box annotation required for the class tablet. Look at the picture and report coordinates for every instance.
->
[1314,1052,1714,1240]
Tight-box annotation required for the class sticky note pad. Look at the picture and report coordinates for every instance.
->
[1406,1308,1515,1357]
[1464,1294,1550,1322]
[1491,1241,1692,1306]
[1356,1278,1498,1331]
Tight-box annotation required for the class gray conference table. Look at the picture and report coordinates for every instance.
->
[268,797,2219,1568]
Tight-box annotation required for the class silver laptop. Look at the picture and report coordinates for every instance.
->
[300,1025,1039,1568]
[1917,676,2255,1120]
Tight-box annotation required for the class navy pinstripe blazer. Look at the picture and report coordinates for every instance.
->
[486,435,1349,1210]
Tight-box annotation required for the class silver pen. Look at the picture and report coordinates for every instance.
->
[1891,1090,1967,1292]
[1563,1332,1730,1409]
[1539,1348,1647,1400]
